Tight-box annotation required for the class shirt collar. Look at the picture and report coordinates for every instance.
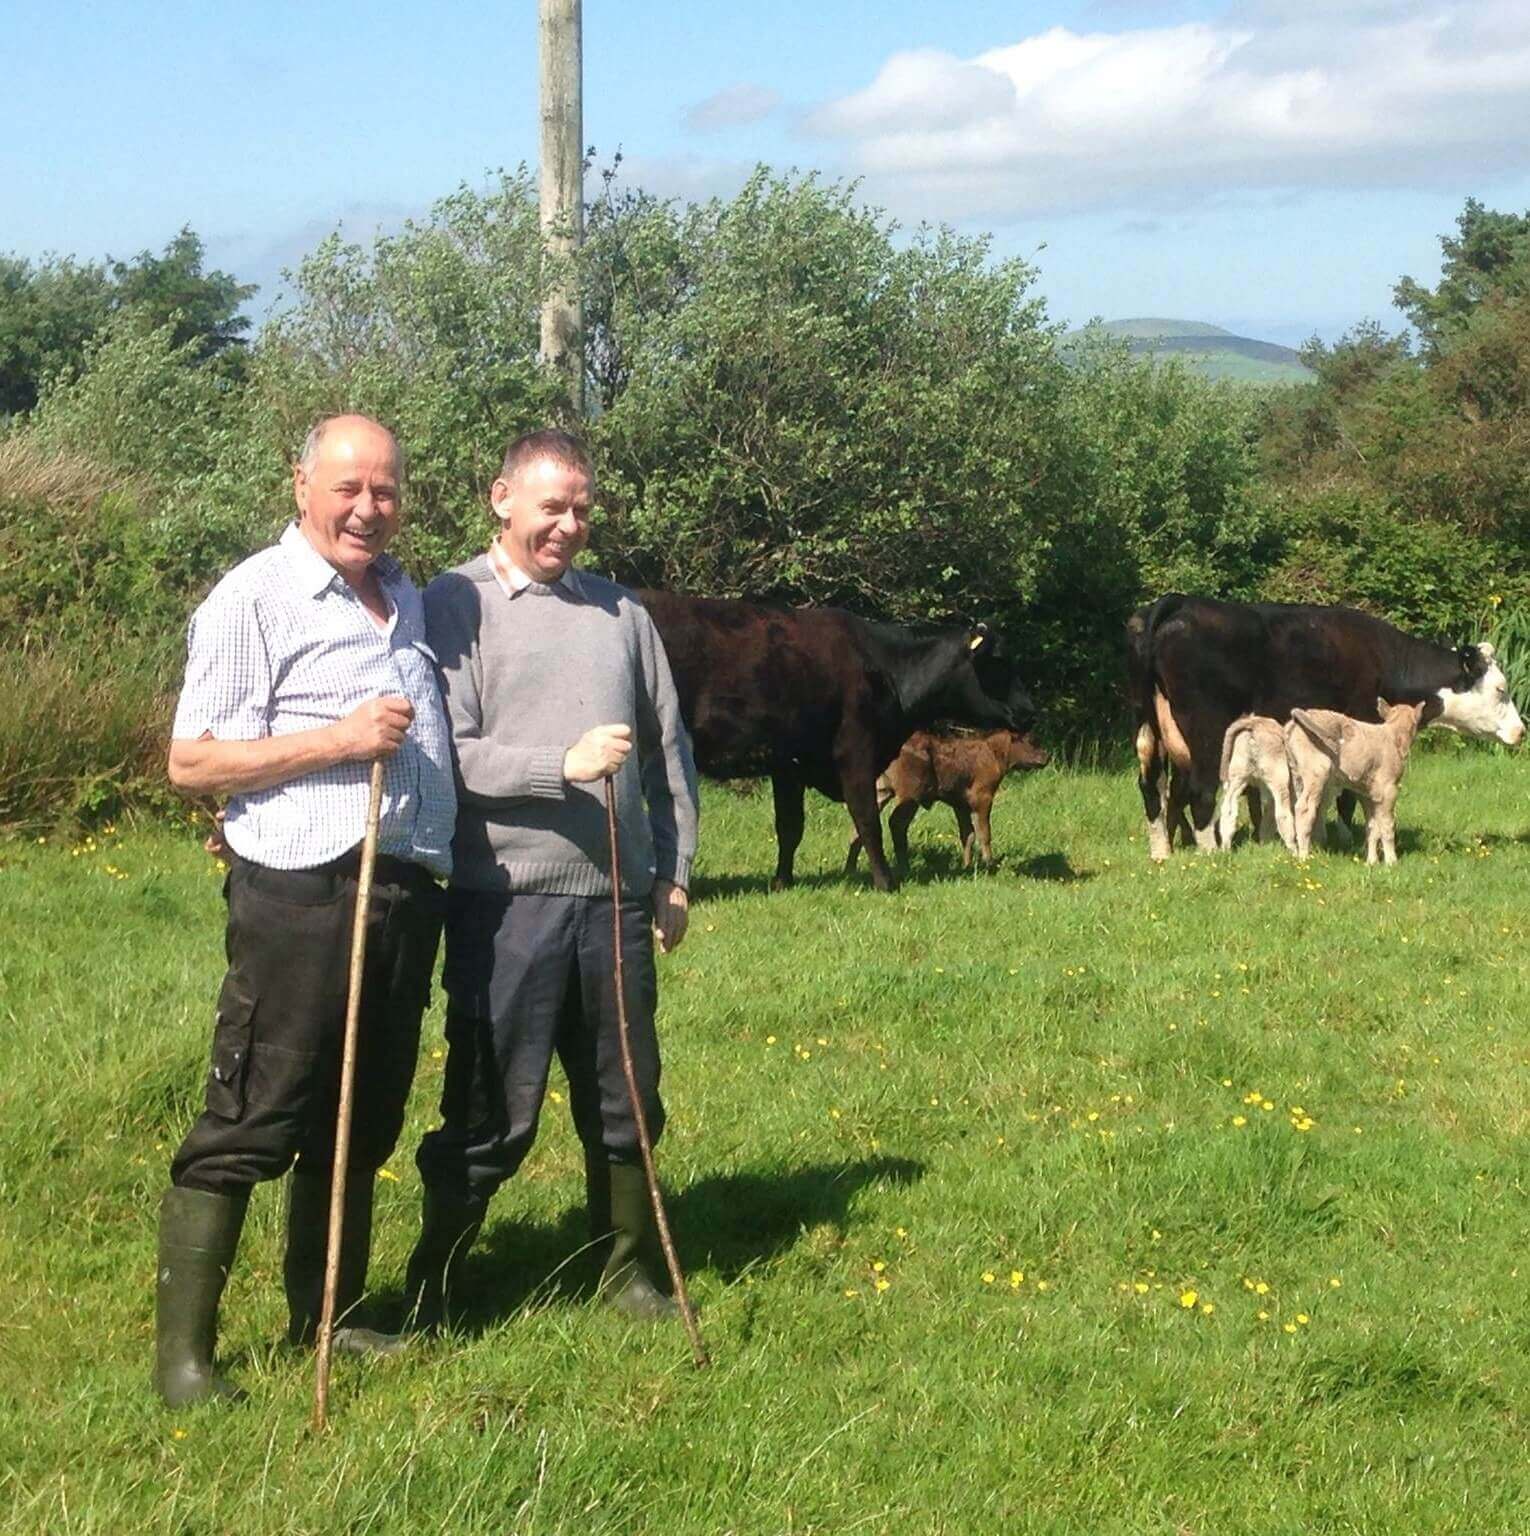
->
[487,534,583,600]
[280,520,403,600]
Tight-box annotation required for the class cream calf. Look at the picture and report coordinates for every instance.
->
[1287,699,1433,864]
[1217,715,1298,852]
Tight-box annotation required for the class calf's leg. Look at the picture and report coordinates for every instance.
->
[1217,761,1250,850]
[1267,774,1299,854]
[1292,762,1331,859]
[952,802,977,868]
[972,792,996,866]
[1365,790,1399,866]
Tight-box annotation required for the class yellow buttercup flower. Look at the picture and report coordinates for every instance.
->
[1179,1289,1198,1309]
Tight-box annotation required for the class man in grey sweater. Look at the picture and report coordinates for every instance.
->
[406,428,699,1326]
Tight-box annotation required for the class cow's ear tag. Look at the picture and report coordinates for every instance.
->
[968,633,985,652]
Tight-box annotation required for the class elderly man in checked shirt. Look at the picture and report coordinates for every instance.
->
[154,413,454,1407]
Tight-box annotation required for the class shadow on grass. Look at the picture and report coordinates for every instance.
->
[690,868,854,902]
[893,846,1093,886]
[382,1154,925,1334]
[1010,851,1091,883]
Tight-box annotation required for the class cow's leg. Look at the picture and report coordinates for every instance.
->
[1136,724,1173,861]
[847,780,894,873]
[887,802,918,875]
[841,756,899,892]
[1180,721,1227,852]
[953,803,977,868]
[1167,772,1195,848]
[770,772,806,891]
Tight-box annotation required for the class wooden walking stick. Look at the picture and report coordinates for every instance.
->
[312,757,386,1431]
[603,776,709,1369]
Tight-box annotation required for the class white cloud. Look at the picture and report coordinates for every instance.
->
[802,2,1530,222]
[684,83,783,134]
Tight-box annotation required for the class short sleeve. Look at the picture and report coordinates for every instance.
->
[171,583,274,742]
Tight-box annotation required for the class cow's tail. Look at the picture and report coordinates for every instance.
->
[1219,714,1261,782]
[1290,708,1344,762]
[1126,594,1190,764]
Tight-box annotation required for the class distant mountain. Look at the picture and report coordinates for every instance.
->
[1067,318,1316,386]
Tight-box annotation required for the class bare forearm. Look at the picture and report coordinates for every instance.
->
[167,727,351,796]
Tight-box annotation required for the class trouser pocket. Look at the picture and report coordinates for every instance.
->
[205,977,257,1121]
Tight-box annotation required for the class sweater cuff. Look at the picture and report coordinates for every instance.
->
[657,854,693,892]
[531,748,567,798]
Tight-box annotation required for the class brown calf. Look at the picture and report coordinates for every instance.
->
[845,728,1050,874]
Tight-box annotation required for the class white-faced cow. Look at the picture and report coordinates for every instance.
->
[1126,594,1523,859]
[637,591,1036,892]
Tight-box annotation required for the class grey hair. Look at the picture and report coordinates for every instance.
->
[297,415,404,476]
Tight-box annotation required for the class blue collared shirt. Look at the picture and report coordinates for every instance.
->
[172,522,455,876]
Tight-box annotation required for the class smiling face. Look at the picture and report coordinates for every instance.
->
[491,454,593,582]
[292,416,402,587]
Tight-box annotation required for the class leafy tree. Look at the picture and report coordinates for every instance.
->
[107,226,254,363]
[0,228,253,418]
[0,254,111,416]
[1395,198,1530,355]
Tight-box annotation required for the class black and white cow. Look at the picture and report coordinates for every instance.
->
[1126,594,1523,858]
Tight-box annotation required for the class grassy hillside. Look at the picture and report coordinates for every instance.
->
[4,755,1529,1533]
[1076,317,1316,386]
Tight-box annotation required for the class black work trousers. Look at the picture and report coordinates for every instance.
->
[171,851,446,1196]
[414,889,663,1203]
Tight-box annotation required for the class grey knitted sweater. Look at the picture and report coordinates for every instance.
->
[422,557,698,897]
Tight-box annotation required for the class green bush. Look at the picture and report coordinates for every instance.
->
[587,170,1064,625]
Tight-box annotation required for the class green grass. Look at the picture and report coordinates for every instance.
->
[2,753,1529,1534]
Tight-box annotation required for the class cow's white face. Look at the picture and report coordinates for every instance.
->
[1436,648,1525,745]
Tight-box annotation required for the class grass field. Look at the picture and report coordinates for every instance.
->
[2,751,1528,1535]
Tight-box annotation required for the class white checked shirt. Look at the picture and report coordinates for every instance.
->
[172,522,455,876]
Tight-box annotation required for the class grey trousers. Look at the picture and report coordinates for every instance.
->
[414,889,663,1201]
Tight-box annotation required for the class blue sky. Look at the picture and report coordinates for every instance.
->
[6,0,1530,347]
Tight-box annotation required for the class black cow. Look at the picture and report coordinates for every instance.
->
[1126,593,1523,858]
[638,591,1036,891]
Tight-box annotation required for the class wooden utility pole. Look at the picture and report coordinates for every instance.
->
[539,0,584,415]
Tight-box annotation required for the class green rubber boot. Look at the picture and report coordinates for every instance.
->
[592,1159,680,1323]
[401,1188,486,1333]
[283,1169,405,1357]
[153,1185,250,1407]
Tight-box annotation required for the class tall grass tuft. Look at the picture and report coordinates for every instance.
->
[0,636,179,830]
[1486,598,1530,707]
[0,434,141,511]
